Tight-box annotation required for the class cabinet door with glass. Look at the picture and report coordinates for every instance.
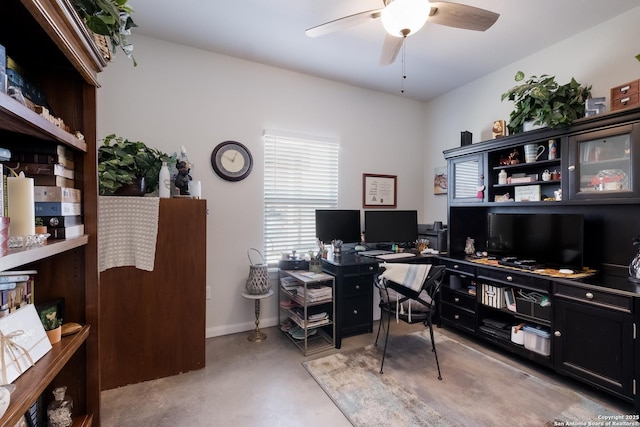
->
[567,123,640,200]
[449,153,485,204]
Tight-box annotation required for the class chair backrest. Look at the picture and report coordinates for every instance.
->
[423,264,446,298]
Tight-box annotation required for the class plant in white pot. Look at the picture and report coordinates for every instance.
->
[501,71,592,134]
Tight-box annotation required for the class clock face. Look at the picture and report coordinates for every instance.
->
[211,141,253,181]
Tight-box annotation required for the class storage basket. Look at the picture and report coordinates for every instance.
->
[245,248,270,295]
[522,325,551,356]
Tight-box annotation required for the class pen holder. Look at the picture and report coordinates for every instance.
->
[310,259,322,273]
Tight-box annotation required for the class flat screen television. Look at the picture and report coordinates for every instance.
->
[364,210,418,246]
[315,210,361,243]
[486,213,584,269]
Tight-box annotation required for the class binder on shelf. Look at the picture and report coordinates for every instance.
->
[34,186,81,203]
[3,162,74,179]
[36,215,82,227]
[48,224,85,239]
[32,175,74,188]
[35,201,81,216]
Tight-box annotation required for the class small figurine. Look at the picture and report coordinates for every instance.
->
[508,149,520,164]
[464,237,476,256]
[174,159,192,195]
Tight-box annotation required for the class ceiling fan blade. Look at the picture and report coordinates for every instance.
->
[305,9,382,38]
[380,34,404,66]
[428,2,499,31]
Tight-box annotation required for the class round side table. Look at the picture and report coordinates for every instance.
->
[241,290,274,342]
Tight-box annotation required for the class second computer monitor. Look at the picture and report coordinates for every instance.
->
[364,210,418,246]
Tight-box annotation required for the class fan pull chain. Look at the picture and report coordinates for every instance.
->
[401,37,406,94]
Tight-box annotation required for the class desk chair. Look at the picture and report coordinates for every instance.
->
[374,263,446,379]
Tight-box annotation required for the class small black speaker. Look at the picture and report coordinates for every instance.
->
[461,131,472,146]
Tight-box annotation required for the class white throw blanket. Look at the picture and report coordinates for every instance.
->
[98,196,160,272]
[378,263,432,323]
[379,263,431,292]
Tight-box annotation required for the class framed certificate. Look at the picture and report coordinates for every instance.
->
[363,174,397,208]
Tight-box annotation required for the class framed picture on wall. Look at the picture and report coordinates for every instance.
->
[363,173,397,208]
[434,167,447,195]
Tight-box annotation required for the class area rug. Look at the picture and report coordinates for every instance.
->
[303,330,628,427]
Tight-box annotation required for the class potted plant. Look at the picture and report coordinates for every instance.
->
[35,217,48,234]
[98,134,175,196]
[42,309,63,344]
[72,0,138,65]
[501,71,592,134]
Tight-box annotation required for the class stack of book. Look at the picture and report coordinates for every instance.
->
[1,142,84,239]
[0,270,36,318]
[293,284,332,304]
[289,307,330,328]
[34,186,83,239]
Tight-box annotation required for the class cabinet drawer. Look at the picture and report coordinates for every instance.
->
[555,283,632,311]
[441,259,475,275]
[328,262,378,277]
[441,303,476,331]
[611,80,639,101]
[611,92,640,111]
[479,269,549,292]
[441,288,476,312]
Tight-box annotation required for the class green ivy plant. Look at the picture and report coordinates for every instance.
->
[501,71,592,134]
[72,0,138,65]
[98,134,175,195]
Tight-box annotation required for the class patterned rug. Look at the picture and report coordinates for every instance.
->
[303,330,627,427]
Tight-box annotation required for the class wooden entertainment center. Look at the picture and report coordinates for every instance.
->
[441,106,640,412]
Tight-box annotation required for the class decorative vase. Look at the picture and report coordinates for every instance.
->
[245,248,270,295]
[46,326,62,344]
[113,177,146,196]
[47,386,73,427]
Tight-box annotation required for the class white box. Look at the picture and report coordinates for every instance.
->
[515,185,541,202]
[523,325,551,356]
[481,283,506,309]
[0,304,52,383]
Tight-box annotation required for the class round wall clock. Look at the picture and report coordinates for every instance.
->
[211,140,253,181]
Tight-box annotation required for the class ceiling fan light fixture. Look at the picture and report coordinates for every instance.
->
[381,0,431,38]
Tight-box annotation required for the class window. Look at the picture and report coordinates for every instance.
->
[263,130,339,264]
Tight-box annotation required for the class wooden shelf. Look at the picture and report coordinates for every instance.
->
[0,326,91,426]
[0,93,87,152]
[0,236,88,272]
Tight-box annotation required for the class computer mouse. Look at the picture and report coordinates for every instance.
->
[354,245,366,251]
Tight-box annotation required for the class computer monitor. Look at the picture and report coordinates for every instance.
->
[315,210,361,243]
[364,210,418,246]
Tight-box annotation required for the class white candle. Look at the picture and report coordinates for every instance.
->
[7,172,35,236]
[190,180,202,199]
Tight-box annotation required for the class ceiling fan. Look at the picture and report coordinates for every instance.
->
[306,0,499,66]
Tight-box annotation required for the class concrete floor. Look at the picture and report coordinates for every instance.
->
[101,321,635,426]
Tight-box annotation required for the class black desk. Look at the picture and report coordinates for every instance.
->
[322,251,434,348]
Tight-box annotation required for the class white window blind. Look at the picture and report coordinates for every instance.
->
[263,130,339,264]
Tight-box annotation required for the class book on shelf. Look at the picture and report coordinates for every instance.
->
[2,141,73,158]
[0,163,4,217]
[0,43,5,94]
[11,151,74,169]
[36,215,82,227]
[3,161,74,179]
[34,186,81,203]
[0,271,36,316]
[32,175,74,188]
[48,224,85,239]
[0,271,33,283]
[35,201,81,216]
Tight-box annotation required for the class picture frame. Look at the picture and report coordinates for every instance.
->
[362,173,397,208]
[433,167,447,195]
[35,297,65,327]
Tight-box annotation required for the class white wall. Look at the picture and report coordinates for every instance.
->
[422,7,640,223]
[97,35,428,337]
[98,7,640,337]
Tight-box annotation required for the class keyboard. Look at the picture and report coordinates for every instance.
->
[377,253,417,260]
[359,250,393,257]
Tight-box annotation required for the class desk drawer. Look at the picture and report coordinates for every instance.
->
[340,295,373,331]
[342,276,374,297]
[441,302,476,331]
[441,287,476,312]
[554,283,632,311]
[479,269,549,292]
[441,259,475,275]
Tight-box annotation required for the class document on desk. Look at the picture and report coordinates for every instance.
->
[376,253,417,260]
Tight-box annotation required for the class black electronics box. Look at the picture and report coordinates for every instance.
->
[278,259,309,270]
[461,131,472,146]
[418,224,448,253]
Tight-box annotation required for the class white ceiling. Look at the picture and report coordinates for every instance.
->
[128,0,639,102]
